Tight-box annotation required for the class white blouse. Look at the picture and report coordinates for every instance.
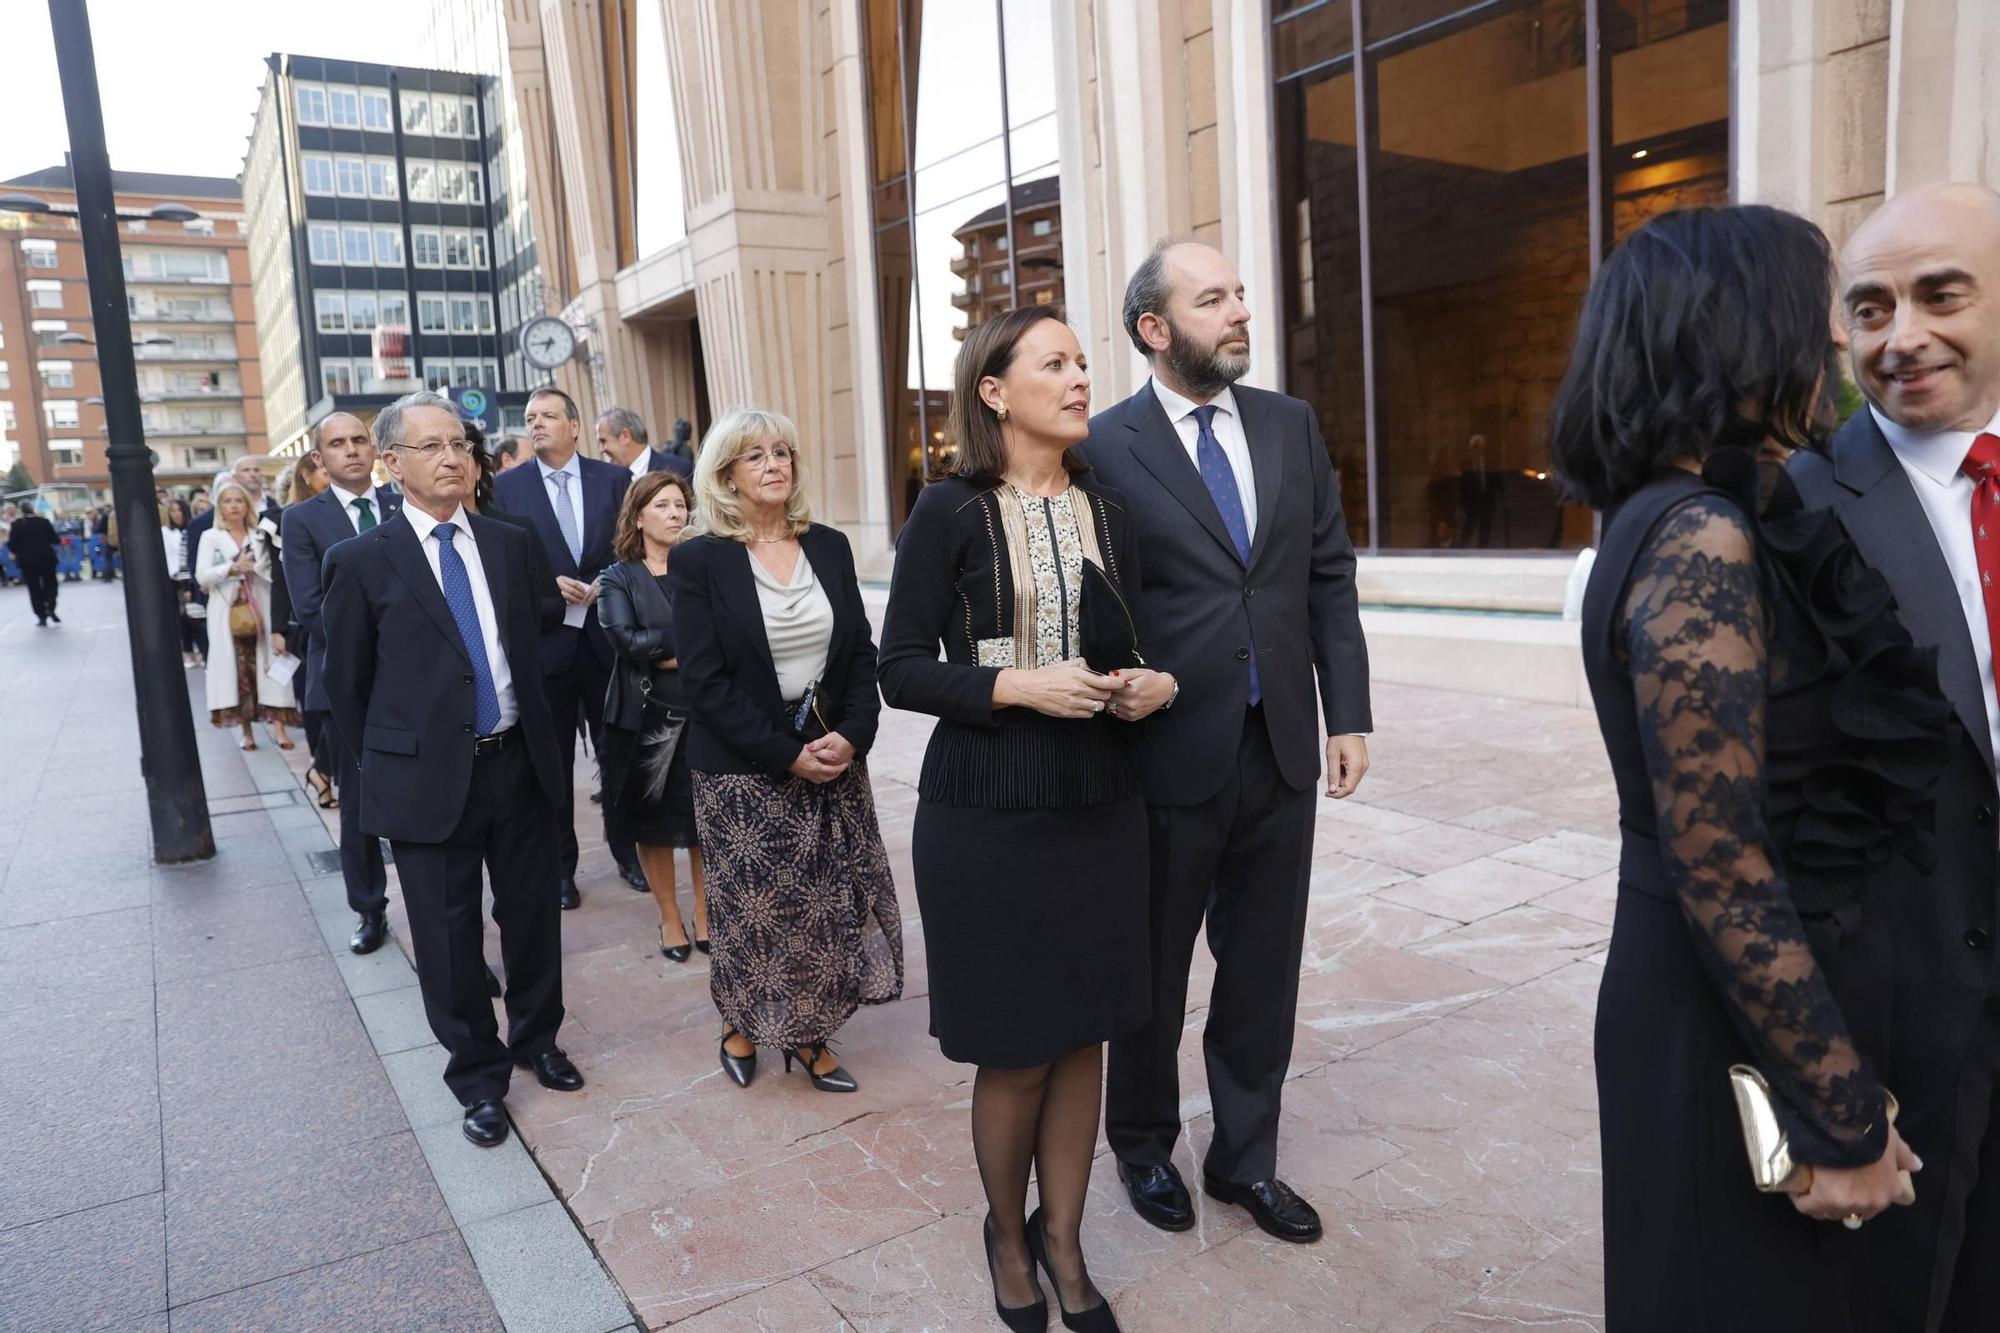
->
[751,547,834,702]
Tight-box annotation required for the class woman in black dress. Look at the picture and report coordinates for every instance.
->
[880,307,1174,1333]
[1553,205,1948,1330]
[598,471,707,962]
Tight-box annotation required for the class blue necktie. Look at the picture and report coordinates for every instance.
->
[434,522,503,736]
[1192,404,1260,705]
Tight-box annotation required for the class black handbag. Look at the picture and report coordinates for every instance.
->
[1077,559,1144,674]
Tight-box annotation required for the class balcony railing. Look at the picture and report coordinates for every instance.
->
[142,425,246,438]
[120,270,230,286]
[138,387,242,403]
[128,310,234,324]
[133,346,236,362]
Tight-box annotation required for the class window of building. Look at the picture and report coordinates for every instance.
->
[1266,0,1729,551]
[0,364,8,389]
[22,239,58,269]
[342,225,373,267]
[418,295,448,333]
[308,223,341,265]
[466,164,484,203]
[301,154,335,196]
[411,228,441,268]
[400,91,430,135]
[432,97,462,138]
[25,280,62,310]
[30,319,68,347]
[361,89,392,131]
[335,157,367,198]
[461,100,478,137]
[295,83,327,126]
[470,233,489,269]
[449,296,476,334]
[322,360,354,395]
[45,400,79,429]
[50,441,83,470]
[371,227,403,267]
[499,286,516,329]
[1031,218,1053,237]
[328,86,360,128]
[378,292,409,328]
[347,292,378,331]
[38,360,75,389]
[437,163,467,204]
[443,231,472,268]
[476,294,495,333]
[187,446,224,467]
[424,363,453,392]
[315,290,346,333]
[367,157,398,200]
[1,403,15,431]
[406,161,435,203]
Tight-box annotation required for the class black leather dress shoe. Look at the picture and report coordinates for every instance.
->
[515,1048,585,1091]
[1117,1159,1193,1232]
[463,1099,508,1147]
[559,878,580,911]
[1201,1174,1322,1242]
[350,910,387,955]
[619,861,650,892]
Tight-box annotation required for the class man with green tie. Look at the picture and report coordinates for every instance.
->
[282,412,403,954]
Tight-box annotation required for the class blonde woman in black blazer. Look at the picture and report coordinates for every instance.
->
[670,408,902,1096]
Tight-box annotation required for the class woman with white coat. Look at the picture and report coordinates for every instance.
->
[195,479,299,750]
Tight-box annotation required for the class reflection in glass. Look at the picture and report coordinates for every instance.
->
[632,0,687,257]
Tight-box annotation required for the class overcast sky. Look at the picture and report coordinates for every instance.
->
[0,1,430,185]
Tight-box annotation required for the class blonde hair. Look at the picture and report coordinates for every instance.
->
[687,407,813,542]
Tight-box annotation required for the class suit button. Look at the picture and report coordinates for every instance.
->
[1235,646,1250,660]
[1244,586,1257,598]
[462,724,473,733]
[463,674,474,684]
[1979,806,1995,826]
[1968,928,1992,950]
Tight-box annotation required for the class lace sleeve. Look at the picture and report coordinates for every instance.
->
[1622,494,1889,1168]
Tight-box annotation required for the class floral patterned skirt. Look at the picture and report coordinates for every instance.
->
[209,633,301,729]
[693,763,904,1047]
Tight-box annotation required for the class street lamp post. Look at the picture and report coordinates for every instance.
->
[40,0,214,862]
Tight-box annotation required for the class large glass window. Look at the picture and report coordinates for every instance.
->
[342,225,374,267]
[1270,0,1729,551]
[328,87,360,129]
[308,224,340,265]
[368,158,398,200]
[361,89,393,132]
[374,227,404,267]
[865,0,1063,533]
[335,157,367,198]
[301,154,335,196]
[295,83,327,126]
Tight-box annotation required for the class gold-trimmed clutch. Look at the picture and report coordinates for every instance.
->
[1728,1064,1907,1198]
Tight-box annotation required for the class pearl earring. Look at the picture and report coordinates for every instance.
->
[995,405,1009,421]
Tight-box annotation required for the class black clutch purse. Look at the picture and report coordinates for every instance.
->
[1077,559,1144,674]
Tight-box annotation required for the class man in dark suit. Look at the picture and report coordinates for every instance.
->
[1081,240,1372,1245]
[282,412,400,955]
[321,389,582,1147]
[1792,183,2000,1332]
[492,386,631,909]
[7,506,61,625]
[596,404,693,481]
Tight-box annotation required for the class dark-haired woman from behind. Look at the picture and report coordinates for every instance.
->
[880,307,1170,1333]
[1554,204,1948,1331]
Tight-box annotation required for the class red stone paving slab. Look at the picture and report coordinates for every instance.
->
[279,673,1617,1331]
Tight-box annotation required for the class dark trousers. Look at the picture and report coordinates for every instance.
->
[391,739,563,1105]
[1924,1004,2000,1331]
[20,563,57,620]
[541,651,611,880]
[1106,708,1316,1184]
[321,723,386,915]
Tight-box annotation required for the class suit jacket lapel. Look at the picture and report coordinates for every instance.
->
[1833,412,1994,774]
[1237,389,1284,569]
[1123,384,1240,562]
[381,520,472,666]
[520,468,580,579]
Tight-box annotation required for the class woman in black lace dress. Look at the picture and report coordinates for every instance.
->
[1552,206,1950,1330]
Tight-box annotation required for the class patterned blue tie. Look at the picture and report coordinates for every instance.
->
[1192,404,1260,705]
[434,522,503,736]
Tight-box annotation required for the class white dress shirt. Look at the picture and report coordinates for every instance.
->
[327,481,384,534]
[1151,377,1258,543]
[626,450,649,481]
[402,504,519,731]
[536,454,589,628]
[1877,403,2000,764]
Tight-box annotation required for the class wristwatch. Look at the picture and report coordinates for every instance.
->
[1163,676,1180,709]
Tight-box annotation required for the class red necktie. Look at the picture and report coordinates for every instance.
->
[1961,434,2000,697]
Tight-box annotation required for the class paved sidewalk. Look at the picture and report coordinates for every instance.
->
[0,581,633,1332]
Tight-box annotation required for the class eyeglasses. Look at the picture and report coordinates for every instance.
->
[739,446,794,469]
[393,438,472,457]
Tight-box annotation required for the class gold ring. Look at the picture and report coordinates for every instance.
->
[1842,1214,1864,1230]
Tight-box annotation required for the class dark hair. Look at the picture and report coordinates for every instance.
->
[1549,205,1840,509]
[1122,239,1178,357]
[494,435,524,462]
[463,419,496,513]
[527,386,581,424]
[167,497,191,529]
[614,470,695,561]
[949,306,1087,484]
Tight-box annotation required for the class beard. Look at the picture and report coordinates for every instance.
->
[1164,319,1251,398]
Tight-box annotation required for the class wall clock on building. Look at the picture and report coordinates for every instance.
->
[519,315,578,371]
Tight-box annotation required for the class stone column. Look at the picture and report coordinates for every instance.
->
[1886,0,2000,192]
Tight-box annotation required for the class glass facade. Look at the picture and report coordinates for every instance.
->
[1273,0,1729,551]
[865,0,1064,533]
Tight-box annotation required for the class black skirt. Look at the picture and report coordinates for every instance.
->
[601,668,699,849]
[913,796,1150,1069]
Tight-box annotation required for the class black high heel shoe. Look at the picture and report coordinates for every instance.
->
[719,1027,756,1088]
[781,1041,858,1093]
[693,932,711,955]
[659,924,691,963]
[984,1213,1049,1333]
[1025,1209,1120,1333]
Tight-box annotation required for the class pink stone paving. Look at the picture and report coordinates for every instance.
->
[293,644,1617,1331]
